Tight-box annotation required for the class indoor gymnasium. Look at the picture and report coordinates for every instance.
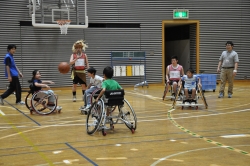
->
[0,0,250,165]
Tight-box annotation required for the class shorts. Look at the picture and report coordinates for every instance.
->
[73,75,87,85]
[168,80,179,85]
[184,88,195,94]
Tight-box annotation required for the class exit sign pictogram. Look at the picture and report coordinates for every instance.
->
[173,10,189,19]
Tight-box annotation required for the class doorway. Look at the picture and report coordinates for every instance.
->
[162,20,200,84]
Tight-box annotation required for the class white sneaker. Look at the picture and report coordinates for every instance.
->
[73,96,76,102]
[191,102,196,105]
[16,101,25,105]
[83,105,91,111]
[79,106,86,110]
[185,102,189,105]
[56,106,62,111]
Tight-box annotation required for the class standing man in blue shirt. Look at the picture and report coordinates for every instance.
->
[0,45,25,105]
[217,41,239,98]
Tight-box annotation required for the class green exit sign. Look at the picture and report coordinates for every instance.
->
[173,10,189,19]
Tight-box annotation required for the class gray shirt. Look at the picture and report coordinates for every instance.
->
[219,50,239,68]
[90,75,103,88]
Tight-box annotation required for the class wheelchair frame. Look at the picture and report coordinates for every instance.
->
[80,88,116,115]
[172,82,208,110]
[86,89,137,136]
[25,90,60,115]
[163,80,183,101]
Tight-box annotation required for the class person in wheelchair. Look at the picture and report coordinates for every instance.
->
[181,68,201,105]
[95,66,122,115]
[81,67,103,112]
[165,56,185,98]
[28,69,62,111]
[86,66,136,136]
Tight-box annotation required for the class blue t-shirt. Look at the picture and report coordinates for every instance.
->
[182,75,199,89]
[4,53,19,77]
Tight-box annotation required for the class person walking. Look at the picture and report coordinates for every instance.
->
[0,44,25,105]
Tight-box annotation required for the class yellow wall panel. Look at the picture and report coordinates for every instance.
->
[126,66,132,76]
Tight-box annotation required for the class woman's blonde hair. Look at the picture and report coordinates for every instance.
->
[72,39,88,52]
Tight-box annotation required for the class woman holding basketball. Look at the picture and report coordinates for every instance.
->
[69,40,89,102]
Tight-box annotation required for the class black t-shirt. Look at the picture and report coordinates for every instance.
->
[33,79,42,91]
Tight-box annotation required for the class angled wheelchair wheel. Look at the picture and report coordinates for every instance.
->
[162,84,168,100]
[198,85,208,109]
[86,99,105,135]
[31,91,57,115]
[119,99,137,133]
[25,91,33,113]
[172,84,182,108]
[200,93,208,109]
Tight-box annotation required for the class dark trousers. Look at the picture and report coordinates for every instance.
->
[0,76,22,103]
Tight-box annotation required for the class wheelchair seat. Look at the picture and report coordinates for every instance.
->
[104,89,125,106]
[29,83,36,94]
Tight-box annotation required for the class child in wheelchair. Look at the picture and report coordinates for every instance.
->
[80,67,103,113]
[181,68,201,105]
[95,66,122,103]
[86,66,136,136]
[95,66,122,116]
[28,69,62,111]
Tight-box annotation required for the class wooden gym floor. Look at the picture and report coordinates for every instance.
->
[0,81,250,166]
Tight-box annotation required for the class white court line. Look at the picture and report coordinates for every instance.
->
[0,123,85,129]
[0,108,248,129]
[221,134,250,138]
[0,109,5,115]
[151,145,250,166]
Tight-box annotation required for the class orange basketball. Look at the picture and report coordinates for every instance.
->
[58,62,70,74]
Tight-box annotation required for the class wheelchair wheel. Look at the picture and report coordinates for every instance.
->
[86,99,105,135]
[198,85,208,109]
[162,84,168,100]
[31,91,57,115]
[172,84,182,108]
[119,99,137,133]
[200,93,208,109]
[25,91,33,113]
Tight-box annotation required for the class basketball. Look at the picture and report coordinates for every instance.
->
[58,62,70,74]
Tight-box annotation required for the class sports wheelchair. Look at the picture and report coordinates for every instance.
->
[86,89,137,136]
[25,84,61,115]
[172,82,208,110]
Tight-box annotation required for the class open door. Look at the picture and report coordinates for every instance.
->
[162,20,200,84]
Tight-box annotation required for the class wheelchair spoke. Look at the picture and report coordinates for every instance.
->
[31,91,57,115]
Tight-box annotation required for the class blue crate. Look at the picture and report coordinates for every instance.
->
[201,84,216,91]
[198,74,217,82]
[197,74,217,91]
